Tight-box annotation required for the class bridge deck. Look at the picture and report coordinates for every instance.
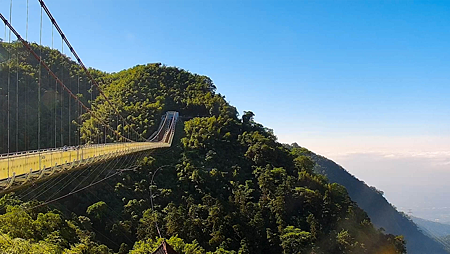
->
[0,142,170,181]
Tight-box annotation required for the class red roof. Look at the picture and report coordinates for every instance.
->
[152,240,178,254]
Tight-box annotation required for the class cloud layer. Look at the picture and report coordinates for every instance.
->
[278,134,450,221]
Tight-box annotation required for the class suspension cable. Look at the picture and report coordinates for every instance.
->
[0,14,133,143]
[38,0,146,142]
[29,168,136,210]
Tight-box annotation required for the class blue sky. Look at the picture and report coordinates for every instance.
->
[3,0,450,218]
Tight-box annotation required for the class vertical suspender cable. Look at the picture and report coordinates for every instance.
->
[51,23,55,148]
[60,38,63,146]
[24,70,28,150]
[77,74,80,146]
[91,81,96,146]
[12,0,19,153]
[24,0,29,150]
[55,82,57,147]
[7,0,12,178]
[90,80,93,143]
[16,37,19,152]
[12,0,16,154]
[68,92,71,146]
[52,25,57,148]
[97,122,99,147]
[38,7,42,169]
[2,13,3,153]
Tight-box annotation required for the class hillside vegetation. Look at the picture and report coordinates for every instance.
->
[0,43,406,253]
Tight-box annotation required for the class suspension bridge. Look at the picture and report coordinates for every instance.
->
[0,1,179,193]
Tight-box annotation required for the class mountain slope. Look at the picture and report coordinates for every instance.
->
[412,216,450,238]
[412,216,450,252]
[0,41,407,253]
[289,145,447,254]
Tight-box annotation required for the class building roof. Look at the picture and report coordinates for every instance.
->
[152,240,179,254]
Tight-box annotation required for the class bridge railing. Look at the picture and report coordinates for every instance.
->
[0,111,179,191]
[1,143,125,159]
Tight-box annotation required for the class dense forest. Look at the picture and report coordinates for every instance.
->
[0,42,407,253]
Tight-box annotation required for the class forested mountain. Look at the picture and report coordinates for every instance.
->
[0,43,406,253]
[286,145,447,254]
